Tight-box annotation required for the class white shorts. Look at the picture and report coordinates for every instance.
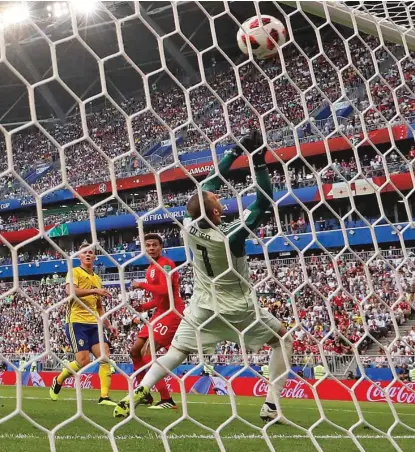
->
[171,306,282,353]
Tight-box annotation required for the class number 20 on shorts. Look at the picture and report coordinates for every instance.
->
[154,323,168,335]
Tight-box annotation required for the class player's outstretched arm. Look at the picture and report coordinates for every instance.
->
[135,299,157,312]
[226,144,273,256]
[201,130,263,192]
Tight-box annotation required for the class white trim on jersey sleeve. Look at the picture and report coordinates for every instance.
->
[243,209,252,220]
[183,216,192,227]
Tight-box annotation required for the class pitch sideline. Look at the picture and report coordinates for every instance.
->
[1,395,415,417]
[0,432,415,441]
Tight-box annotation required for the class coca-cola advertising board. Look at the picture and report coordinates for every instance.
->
[1,371,415,404]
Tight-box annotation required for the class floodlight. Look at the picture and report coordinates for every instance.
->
[2,5,29,25]
[52,2,69,18]
[72,0,98,14]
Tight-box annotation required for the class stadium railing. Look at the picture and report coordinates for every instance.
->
[4,353,404,375]
[0,247,411,291]
[100,271,146,282]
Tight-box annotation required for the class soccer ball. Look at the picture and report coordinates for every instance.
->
[237,15,286,59]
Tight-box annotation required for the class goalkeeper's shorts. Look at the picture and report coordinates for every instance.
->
[171,306,282,354]
[65,322,109,353]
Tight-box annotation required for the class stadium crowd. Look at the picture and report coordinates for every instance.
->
[0,146,412,238]
[0,34,406,202]
[1,33,415,369]
[0,253,413,362]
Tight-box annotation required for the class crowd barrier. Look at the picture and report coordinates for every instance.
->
[8,362,305,378]
[1,371,414,404]
[7,361,399,381]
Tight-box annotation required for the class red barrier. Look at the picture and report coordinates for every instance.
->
[2,371,415,404]
[76,125,408,197]
[0,225,54,245]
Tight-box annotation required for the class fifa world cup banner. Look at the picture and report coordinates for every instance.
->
[2,372,415,404]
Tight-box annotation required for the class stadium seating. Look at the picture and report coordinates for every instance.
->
[0,255,412,360]
[0,34,408,200]
[0,150,410,238]
[0,32,414,366]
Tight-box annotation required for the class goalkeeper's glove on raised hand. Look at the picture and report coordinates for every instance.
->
[231,129,267,170]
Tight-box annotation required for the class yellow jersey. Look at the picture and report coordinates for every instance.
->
[65,267,103,324]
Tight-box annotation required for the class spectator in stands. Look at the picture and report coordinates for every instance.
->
[317,217,326,231]
[297,217,306,233]
[290,219,298,235]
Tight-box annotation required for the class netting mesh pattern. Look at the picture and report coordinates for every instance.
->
[341,1,415,29]
[1,1,415,451]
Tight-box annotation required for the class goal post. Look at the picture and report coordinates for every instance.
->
[279,0,415,50]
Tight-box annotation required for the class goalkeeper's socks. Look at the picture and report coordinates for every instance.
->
[141,347,187,389]
[266,338,293,405]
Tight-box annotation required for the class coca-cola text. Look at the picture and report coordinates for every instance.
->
[253,379,308,399]
[63,374,94,389]
[366,382,415,404]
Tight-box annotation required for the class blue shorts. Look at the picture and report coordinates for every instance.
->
[65,323,109,353]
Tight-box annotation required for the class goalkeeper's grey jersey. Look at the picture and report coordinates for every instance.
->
[183,216,254,314]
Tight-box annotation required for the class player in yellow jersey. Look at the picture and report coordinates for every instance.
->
[49,243,118,406]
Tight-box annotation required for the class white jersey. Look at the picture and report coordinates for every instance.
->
[172,153,285,353]
[183,216,254,314]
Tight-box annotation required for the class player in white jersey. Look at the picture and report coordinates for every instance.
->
[113,130,293,423]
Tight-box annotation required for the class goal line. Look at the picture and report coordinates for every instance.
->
[1,432,415,441]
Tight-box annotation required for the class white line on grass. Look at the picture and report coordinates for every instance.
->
[1,433,415,441]
[2,396,415,417]
[186,401,415,417]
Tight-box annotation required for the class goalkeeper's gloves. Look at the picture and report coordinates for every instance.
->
[231,130,267,171]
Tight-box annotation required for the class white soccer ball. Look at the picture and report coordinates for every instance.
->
[237,15,286,60]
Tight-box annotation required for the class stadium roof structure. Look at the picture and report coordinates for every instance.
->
[0,1,318,124]
[0,0,411,124]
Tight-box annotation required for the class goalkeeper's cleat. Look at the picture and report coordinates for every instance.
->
[98,397,117,406]
[113,400,130,418]
[133,385,153,406]
[260,403,289,425]
[113,386,153,418]
[49,376,62,401]
[148,398,177,410]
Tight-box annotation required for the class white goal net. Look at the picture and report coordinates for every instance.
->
[1,1,415,451]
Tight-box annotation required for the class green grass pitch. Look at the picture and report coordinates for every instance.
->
[0,386,414,451]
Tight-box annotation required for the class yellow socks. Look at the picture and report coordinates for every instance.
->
[99,362,112,398]
[57,361,83,385]
[56,360,112,398]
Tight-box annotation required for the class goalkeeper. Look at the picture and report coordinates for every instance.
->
[114,130,293,422]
